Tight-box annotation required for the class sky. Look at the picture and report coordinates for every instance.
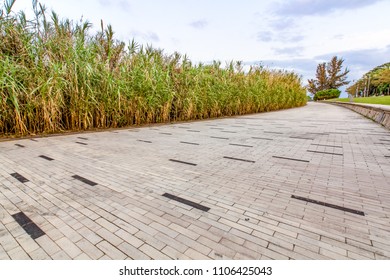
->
[11,0,390,97]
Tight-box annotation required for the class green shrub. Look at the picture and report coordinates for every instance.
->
[314,89,340,101]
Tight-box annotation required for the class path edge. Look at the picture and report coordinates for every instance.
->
[323,101,390,130]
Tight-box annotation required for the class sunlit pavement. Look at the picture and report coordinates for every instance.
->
[1,102,389,260]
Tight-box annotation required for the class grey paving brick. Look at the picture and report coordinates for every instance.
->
[0,102,389,259]
[139,244,171,260]
[197,236,236,258]
[76,239,104,259]
[293,245,328,260]
[74,253,92,260]
[78,226,103,245]
[0,244,10,259]
[319,248,351,260]
[154,232,188,253]
[162,246,192,260]
[7,246,31,260]
[268,243,311,260]
[96,228,123,247]
[149,222,179,239]
[184,248,211,260]
[135,231,166,251]
[220,238,261,259]
[15,235,40,253]
[35,235,61,256]
[56,237,83,258]
[44,227,65,242]
[168,223,200,240]
[95,217,120,233]
[176,234,212,256]
[0,233,20,251]
[118,242,151,260]
[260,247,290,260]
[187,224,222,243]
[115,229,144,248]
[28,248,51,260]
[96,241,127,259]
[347,250,375,260]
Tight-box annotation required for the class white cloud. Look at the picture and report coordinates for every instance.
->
[274,0,385,16]
[256,31,273,42]
[98,0,130,12]
[131,30,160,42]
[273,46,305,56]
[189,20,208,29]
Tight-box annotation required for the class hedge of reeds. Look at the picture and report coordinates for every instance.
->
[0,0,307,136]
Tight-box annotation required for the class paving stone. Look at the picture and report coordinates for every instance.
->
[162,246,192,260]
[118,242,151,260]
[168,223,200,240]
[15,235,40,253]
[139,244,171,260]
[319,248,351,260]
[7,246,31,260]
[98,254,112,260]
[184,248,212,260]
[29,247,51,260]
[78,226,103,245]
[56,237,82,258]
[176,234,212,256]
[35,235,62,256]
[197,236,236,258]
[96,228,123,247]
[149,222,179,239]
[95,217,120,233]
[115,229,144,248]
[74,253,92,260]
[135,231,166,251]
[96,241,127,259]
[157,232,189,253]
[0,244,10,260]
[268,243,310,260]
[0,233,20,251]
[76,239,104,259]
[220,238,261,259]
[0,102,389,259]
[293,245,328,260]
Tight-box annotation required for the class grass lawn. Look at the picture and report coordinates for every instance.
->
[331,96,390,105]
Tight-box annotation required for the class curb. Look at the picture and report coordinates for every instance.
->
[324,101,390,130]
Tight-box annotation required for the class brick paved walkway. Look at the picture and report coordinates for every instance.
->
[0,102,389,260]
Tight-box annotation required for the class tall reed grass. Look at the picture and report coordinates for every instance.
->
[0,0,306,136]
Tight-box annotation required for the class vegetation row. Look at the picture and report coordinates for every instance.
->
[346,62,390,97]
[0,1,306,136]
[313,89,340,101]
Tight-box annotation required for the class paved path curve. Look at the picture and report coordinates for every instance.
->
[0,102,389,260]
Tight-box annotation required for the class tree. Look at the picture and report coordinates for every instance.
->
[326,56,350,89]
[347,62,390,96]
[307,56,350,96]
[371,68,390,95]
[307,62,327,94]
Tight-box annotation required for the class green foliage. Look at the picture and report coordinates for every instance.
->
[313,89,340,101]
[347,62,390,96]
[307,56,349,95]
[331,96,390,105]
[0,1,307,136]
[307,62,327,94]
